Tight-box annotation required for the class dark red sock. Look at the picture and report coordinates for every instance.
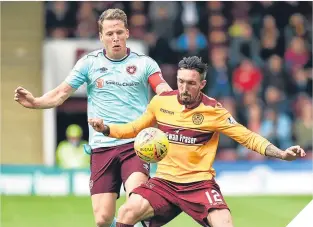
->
[116,222,133,227]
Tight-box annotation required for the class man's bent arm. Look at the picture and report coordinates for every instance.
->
[106,103,157,139]
[34,82,75,109]
[148,72,172,95]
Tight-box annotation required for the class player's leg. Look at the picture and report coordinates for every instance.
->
[119,142,150,199]
[206,208,233,227]
[117,179,182,227]
[124,172,148,199]
[90,148,123,227]
[204,180,234,227]
[117,193,154,225]
[91,193,118,227]
[172,178,232,227]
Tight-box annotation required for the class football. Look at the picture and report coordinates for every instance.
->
[134,127,169,163]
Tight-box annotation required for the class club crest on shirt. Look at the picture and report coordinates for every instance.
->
[126,65,137,75]
[96,78,104,88]
[192,113,204,125]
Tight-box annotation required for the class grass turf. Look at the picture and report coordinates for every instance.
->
[1,195,311,227]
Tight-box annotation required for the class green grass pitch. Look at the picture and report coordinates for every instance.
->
[1,195,311,227]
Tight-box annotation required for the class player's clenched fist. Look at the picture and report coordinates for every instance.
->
[88,118,105,132]
[282,145,306,161]
[14,86,36,108]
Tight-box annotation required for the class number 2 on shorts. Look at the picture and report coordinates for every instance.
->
[205,189,223,204]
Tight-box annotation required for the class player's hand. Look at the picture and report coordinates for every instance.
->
[14,86,36,108]
[88,118,105,133]
[281,145,306,161]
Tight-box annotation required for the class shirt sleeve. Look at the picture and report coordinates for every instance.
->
[109,96,158,139]
[65,56,89,89]
[148,72,167,93]
[212,104,272,155]
[144,56,161,81]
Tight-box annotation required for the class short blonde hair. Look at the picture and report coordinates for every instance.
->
[98,8,128,33]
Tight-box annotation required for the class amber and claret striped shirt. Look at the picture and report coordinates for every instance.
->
[109,90,272,183]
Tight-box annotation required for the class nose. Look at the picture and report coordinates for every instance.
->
[113,33,119,42]
[181,83,188,93]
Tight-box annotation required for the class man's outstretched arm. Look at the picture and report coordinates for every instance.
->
[89,97,158,139]
[213,106,306,160]
[14,82,75,109]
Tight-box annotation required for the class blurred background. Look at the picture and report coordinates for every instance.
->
[1,1,312,227]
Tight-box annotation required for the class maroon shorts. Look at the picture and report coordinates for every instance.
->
[89,142,150,198]
[132,177,229,227]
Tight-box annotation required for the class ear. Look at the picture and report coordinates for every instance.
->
[99,32,103,42]
[200,80,207,90]
[126,29,130,39]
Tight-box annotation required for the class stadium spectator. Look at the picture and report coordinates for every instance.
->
[260,107,293,150]
[128,13,147,40]
[174,26,208,57]
[284,13,311,48]
[148,2,179,40]
[284,37,310,72]
[45,1,76,38]
[259,15,285,61]
[264,86,290,115]
[75,2,98,38]
[291,68,311,95]
[232,59,263,97]
[180,2,199,28]
[229,22,262,66]
[56,124,89,169]
[262,55,289,95]
[205,47,233,98]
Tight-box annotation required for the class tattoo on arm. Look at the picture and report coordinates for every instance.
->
[265,144,283,159]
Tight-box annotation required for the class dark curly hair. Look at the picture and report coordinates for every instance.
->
[178,56,208,81]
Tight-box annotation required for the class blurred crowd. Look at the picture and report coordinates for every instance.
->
[46,1,312,161]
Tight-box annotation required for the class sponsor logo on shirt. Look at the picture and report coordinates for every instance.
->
[106,80,140,87]
[165,132,197,144]
[160,108,174,115]
[96,78,104,88]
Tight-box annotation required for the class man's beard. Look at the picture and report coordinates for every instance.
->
[180,93,192,105]
[180,89,201,106]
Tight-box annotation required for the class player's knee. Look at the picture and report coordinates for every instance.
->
[117,203,139,224]
[94,211,114,227]
[207,209,233,227]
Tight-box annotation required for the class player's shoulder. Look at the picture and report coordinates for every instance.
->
[85,49,103,59]
[76,49,103,63]
[150,90,177,104]
[201,94,221,109]
[129,51,157,64]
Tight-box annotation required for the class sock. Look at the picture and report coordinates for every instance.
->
[109,218,117,227]
[116,222,133,227]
